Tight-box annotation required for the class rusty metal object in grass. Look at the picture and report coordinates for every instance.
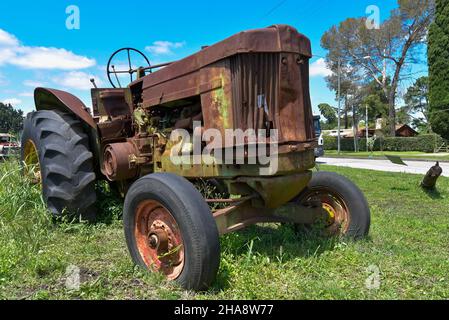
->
[421,162,443,190]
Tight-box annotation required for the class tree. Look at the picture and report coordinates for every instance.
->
[396,106,412,125]
[0,102,24,133]
[321,0,434,136]
[361,78,390,121]
[318,103,337,126]
[325,65,359,129]
[428,0,449,139]
[404,76,430,131]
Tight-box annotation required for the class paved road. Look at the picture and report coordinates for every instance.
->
[319,157,449,177]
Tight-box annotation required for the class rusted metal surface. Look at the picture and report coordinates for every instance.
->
[134,200,184,280]
[213,198,328,235]
[200,59,234,136]
[236,171,312,209]
[421,162,442,189]
[102,142,138,181]
[132,24,314,149]
[97,117,132,141]
[205,196,254,204]
[91,88,132,118]
[230,53,279,137]
[34,88,96,128]
[298,187,351,236]
[137,25,311,100]
[155,149,316,178]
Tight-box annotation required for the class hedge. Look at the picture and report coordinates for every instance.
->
[323,134,443,153]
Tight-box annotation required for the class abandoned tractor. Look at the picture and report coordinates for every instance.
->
[21,25,370,290]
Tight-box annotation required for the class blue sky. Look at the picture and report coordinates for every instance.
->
[0,0,423,114]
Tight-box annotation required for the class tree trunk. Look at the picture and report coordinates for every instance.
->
[388,93,396,136]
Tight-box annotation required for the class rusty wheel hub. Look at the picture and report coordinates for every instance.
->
[134,200,184,280]
[304,189,350,235]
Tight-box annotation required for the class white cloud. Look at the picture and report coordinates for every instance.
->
[310,58,332,77]
[52,71,103,90]
[19,92,34,97]
[1,98,22,106]
[0,29,95,70]
[23,80,45,87]
[145,41,185,55]
[0,47,15,65]
[0,29,19,46]
[0,73,8,86]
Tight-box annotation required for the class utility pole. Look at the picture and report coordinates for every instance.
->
[352,98,357,152]
[337,58,341,155]
[366,104,369,152]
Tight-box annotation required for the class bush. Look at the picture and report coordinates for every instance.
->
[323,134,443,153]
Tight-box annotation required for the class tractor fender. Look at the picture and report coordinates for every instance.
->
[34,87,96,129]
[34,87,102,174]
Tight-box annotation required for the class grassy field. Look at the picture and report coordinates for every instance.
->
[324,150,449,162]
[0,159,448,300]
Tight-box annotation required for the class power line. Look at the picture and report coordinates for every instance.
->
[263,0,288,18]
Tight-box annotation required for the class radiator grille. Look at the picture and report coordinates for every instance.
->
[230,53,315,144]
[230,53,280,133]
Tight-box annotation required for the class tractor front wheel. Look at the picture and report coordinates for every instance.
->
[123,173,220,291]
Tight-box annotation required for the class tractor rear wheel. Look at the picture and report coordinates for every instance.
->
[295,171,370,239]
[21,110,97,221]
[123,173,220,291]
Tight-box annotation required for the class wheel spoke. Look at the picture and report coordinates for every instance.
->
[127,49,133,83]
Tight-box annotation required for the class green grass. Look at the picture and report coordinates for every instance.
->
[325,150,449,161]
[1,159,448,300]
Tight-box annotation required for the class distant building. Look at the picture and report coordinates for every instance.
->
[323,129,354,138]
[344,124,418,138]
[394,124,418,137]
[323,117,418,139]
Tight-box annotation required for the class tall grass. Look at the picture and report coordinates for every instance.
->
[0,159,54,284]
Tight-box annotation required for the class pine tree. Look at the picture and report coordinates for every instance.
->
[429,0,449,139]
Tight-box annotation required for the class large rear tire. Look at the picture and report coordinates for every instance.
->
[21,110,97,221]
[296,171,370,239]
[123,173,220,291]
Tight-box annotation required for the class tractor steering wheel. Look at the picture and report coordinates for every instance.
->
[107,47,151,88]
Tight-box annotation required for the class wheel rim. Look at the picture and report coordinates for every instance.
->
[23,139,42,185]
[134,200,185,280]
[303,188,350,235]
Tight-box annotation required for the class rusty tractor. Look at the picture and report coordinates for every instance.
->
[21,25,370,290]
